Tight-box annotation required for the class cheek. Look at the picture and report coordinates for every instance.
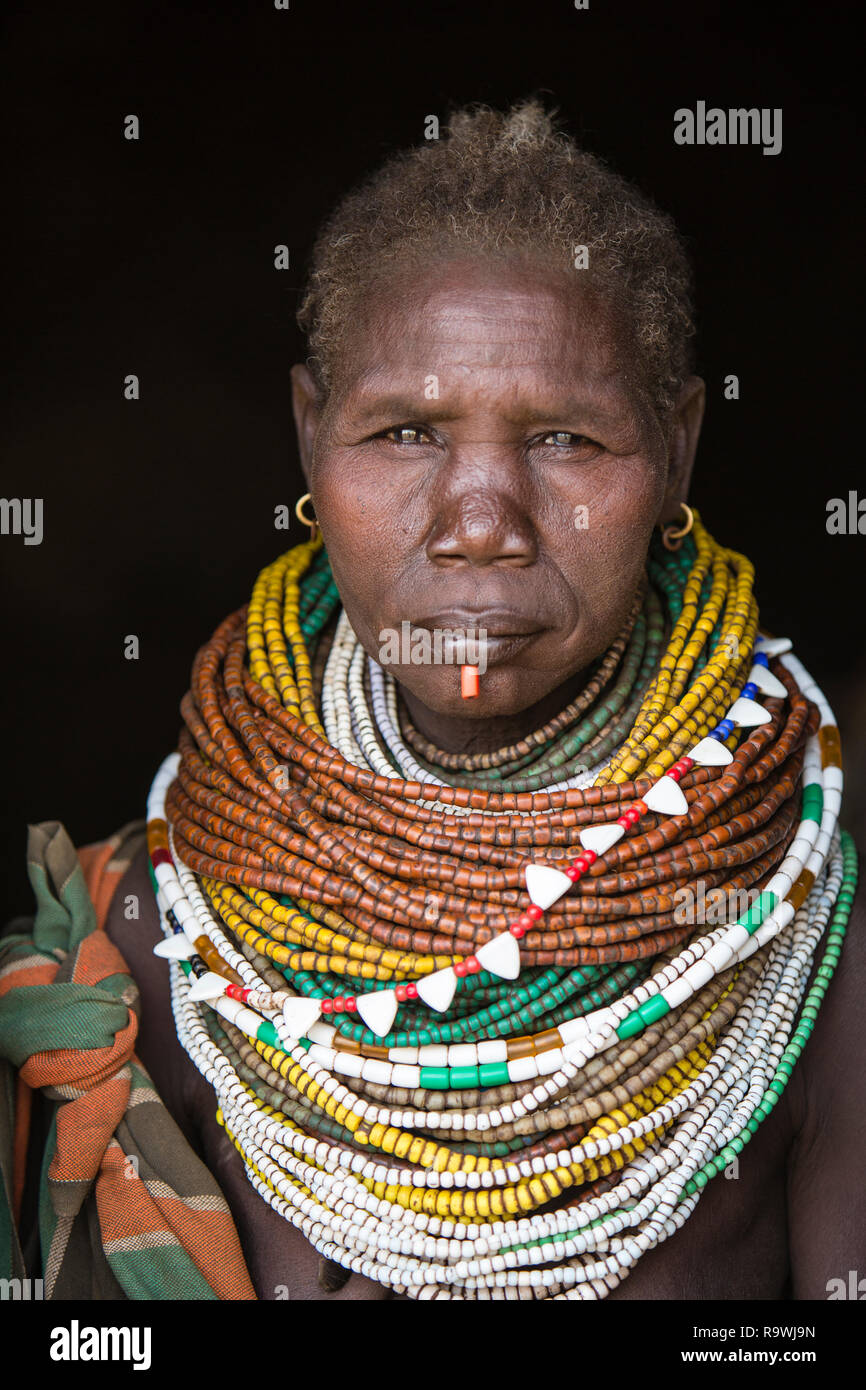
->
[311,454,409,644]
[551,459,665,642]
[551,452,664,533]
[315,457,384,540]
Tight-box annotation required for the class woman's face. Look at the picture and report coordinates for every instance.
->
[292,255,703,747]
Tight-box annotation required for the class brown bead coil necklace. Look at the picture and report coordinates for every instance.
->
[144,511,854,1297]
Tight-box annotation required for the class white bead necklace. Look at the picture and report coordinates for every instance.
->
[145,641,849,1299]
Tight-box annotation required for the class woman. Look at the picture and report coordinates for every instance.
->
[2,101,863,1302]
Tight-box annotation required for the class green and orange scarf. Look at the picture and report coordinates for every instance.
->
[0,819,255,1299]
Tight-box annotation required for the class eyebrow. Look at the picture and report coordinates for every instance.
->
[343,387,636,432]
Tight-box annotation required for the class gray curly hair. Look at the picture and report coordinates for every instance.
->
[297,99,696,418]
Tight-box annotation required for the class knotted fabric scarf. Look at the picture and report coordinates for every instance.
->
[0,819,256,1299]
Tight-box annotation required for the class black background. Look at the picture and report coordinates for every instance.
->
[2,0,863,917]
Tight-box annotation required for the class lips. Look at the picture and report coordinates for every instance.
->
[410,610,546,667]
[413,610,545,638]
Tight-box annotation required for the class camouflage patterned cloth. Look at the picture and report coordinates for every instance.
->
[0,819,256,1299]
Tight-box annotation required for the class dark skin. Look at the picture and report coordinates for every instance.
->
[291,255,704,753]
[103,253,866,1299]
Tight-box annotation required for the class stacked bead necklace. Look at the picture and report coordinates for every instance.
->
[145,514,855,1298]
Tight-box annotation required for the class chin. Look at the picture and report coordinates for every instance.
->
[395,663,565,718]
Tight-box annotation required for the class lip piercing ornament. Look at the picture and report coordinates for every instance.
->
[461,665,480,698]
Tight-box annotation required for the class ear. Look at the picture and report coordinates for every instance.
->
[291,363,323,485]
[659,375,705,524]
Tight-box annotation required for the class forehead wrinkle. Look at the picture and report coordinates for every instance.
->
[331,268,646,425]
[355,257,616,334]
[345,359,638,428]
[380,294,615,365]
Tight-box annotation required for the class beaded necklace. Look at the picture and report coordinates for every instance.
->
[145,513,856,1298]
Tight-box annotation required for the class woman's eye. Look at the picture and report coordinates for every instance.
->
[540,431,595,448]
[381,425,432,445]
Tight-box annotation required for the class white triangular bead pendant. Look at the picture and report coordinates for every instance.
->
[476,931,521,980]
[524,863,573,909]
[417,967,458,1013]
[755,635,792,656]
[188,970,230,1001]
[282,996,323,1038]
[579,823,625,856]
[153,934,196,959]
[642,776,688,816]
[356,989,399,1038]
[727,697,771,727]
[687,737,734,767]
[747,663,787,699]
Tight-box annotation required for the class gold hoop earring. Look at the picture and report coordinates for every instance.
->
[295,492,319,543]
[660,502,694,552]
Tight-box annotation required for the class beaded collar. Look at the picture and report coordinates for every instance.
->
[145,514,854,1299]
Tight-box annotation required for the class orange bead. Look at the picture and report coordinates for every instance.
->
[461,665,480,698]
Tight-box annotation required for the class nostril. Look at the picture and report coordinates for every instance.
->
[427,491,537,566]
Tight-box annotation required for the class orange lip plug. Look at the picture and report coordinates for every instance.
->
[461,665,480,699]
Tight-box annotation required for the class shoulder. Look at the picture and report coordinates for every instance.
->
[793,841,866,1102]
[784,841,866,1295]
[103,837,213,1152]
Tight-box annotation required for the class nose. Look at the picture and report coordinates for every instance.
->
[426,456,538,568]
